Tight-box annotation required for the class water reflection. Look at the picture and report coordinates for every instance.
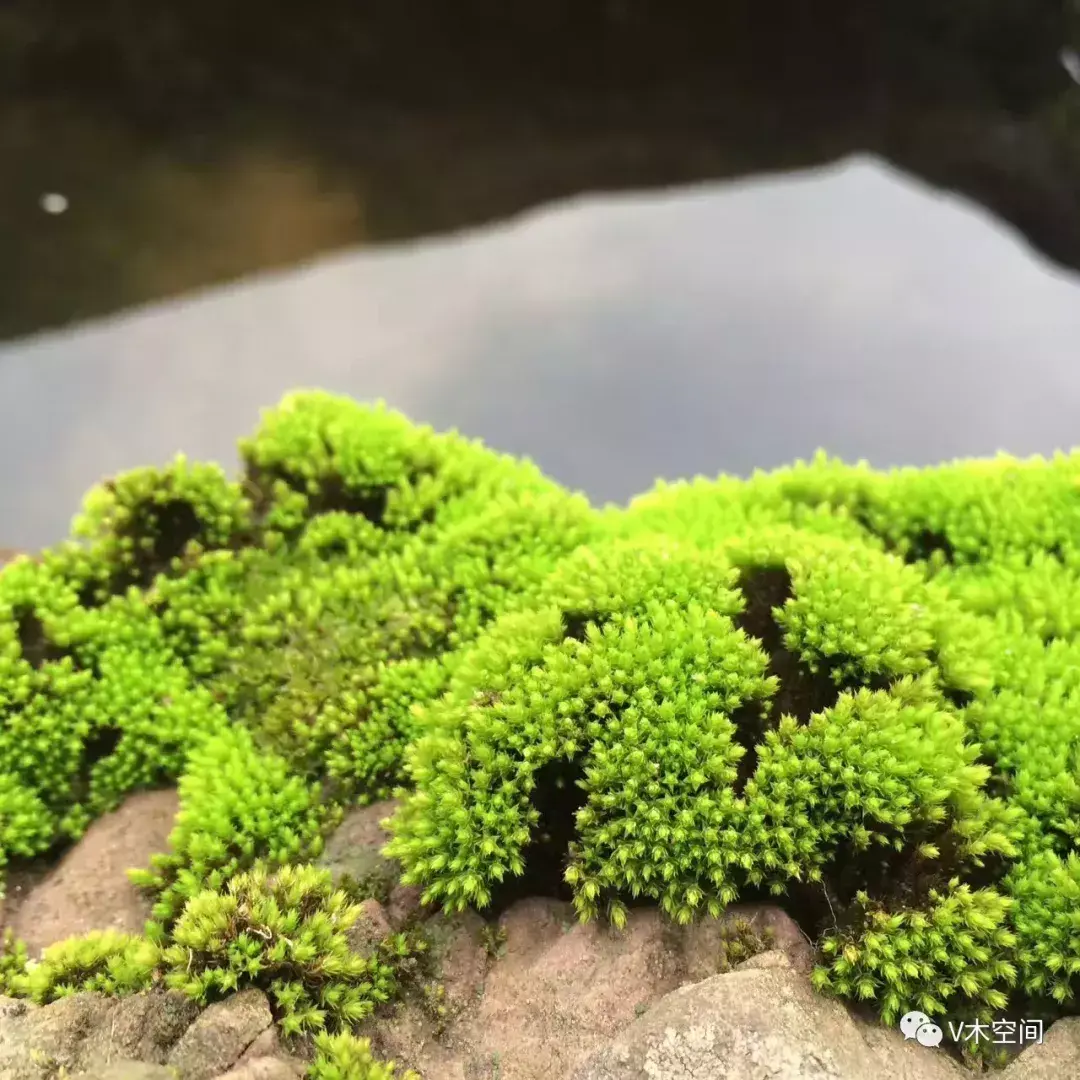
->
[3,2,1079,340]
[2,158,1079,550]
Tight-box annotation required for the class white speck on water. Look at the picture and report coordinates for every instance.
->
[40,192,69,215]
[1062,47,1080,85]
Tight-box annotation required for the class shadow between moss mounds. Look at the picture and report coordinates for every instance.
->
[1,0,1079,339]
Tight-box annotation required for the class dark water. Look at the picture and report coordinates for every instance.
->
[2,3,1080,548]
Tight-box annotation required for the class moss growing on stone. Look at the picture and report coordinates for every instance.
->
[1,391,1080,1042]
[160,863,414,1036]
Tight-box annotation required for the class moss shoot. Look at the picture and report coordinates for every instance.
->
[3,390,1080,1065]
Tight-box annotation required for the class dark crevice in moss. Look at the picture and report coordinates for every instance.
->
[731,566,894,794]
[731,568,894,774]
[84,725,124,768]
[975,748,1013,803]
[245,463,441,536]
[727,700,769,797]
[901,527,957,565]
[15,608,70,670]
[486,758,585,916]
[91,496,207,597]
[783,816,1013,952]
[561,610,597,643]
[318,482,390,523]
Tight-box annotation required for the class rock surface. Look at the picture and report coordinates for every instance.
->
[0,987,306,1080]
[3,793,1080,1080]
[365,897,809,1080]
[0,942,1079,1080]
[570,950,968,1080]
[3,787,180,957]
[165,989,277,1080]
[318,799,423,928]
[570,951,1080,1080]
[0,990,195,1080]
[1003,1017,1080,1080]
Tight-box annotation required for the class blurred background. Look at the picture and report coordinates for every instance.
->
[2,1,1080,548]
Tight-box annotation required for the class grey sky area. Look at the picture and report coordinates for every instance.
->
[3,155,1080,550]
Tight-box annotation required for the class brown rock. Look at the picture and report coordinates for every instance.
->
[0,991,118,1079]
[346,898,394,955]
[317,800,401,898]
[80,988,199,1063]
[386,882,425,929]
[370,897,691,1080]
[1002,1018,1080,1080]
[71,1063,179,1080]
[318,800,428,929]
[215,1057,306,1080]
[7,788,180,957]
[570,950,968,1080]
[166,989,274,1080]
[234,1025,309,1074]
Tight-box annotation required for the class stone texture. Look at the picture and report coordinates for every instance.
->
[0,989,197,1079]
[234,1026,309,1075]
[679,903,816,978]
[216,1057,306,1080]
[71,1063,179,1080]
[346,898,394,956]
[80,989,200,1064]
[166,989,275,1080]
[1002,1017,1080,1080]
[370,897,714,1080]
[317,800,401,900]
[5,788,180,958]
[569,950,969,1080]
[0,992,118,1079]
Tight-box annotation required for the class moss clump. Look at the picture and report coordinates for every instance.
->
[129,724,339,932]
[716,916,776,972]
[17,930,159,1003]
[161,863,415,1036]
[0,929,29,995]
[2,391,1080,1043]
[308,1031,420,1080]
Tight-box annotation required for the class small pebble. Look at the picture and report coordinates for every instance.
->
[39,192,69,215]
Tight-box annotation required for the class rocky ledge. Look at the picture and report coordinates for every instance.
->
[2,794,1078,1080]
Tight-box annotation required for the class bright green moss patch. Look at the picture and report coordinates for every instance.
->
[161,863,416,1035]
[309,1031,420,1080]
[17,929,160,1003]
[2,391,1080,1046]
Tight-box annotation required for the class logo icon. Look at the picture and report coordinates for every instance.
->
[900,1011,944,1047]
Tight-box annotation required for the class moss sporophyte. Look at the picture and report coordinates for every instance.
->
[2,389,1080,1074]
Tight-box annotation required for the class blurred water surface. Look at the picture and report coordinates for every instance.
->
[3,157,1080,549]
[3,4,1080,548]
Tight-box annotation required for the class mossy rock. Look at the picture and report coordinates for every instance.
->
[3,390,1080,1045]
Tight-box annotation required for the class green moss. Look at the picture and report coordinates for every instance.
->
[716,916,776,972]
[0,929,29,994]
[129,724,338,931]
[308,1030,420,1080]
[161,863,415,1036]
[18,930,159,1003]
[2,390,1080,1040]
